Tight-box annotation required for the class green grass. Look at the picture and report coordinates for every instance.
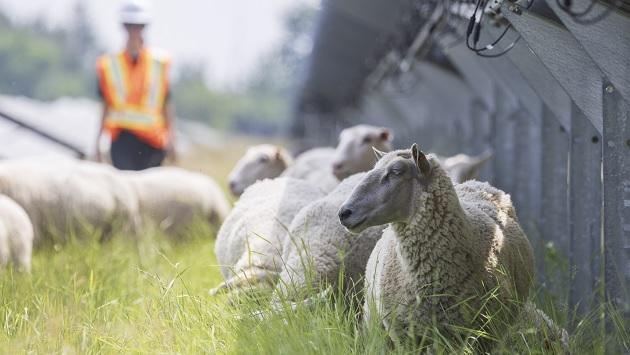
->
[0,227,627,354]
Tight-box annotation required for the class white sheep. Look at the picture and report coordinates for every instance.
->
[331,124,393,180]
[124,167,230,238]
[227,144,293,196]
[275,172,384,302]
[338,144,535,346]
[212,177,326,295]
[228,145,339,196]
[331,124,491,184]
[0,158,140,245]
[0,195,33,272]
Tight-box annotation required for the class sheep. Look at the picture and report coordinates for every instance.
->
[338,143,535,346]
[123,167,230,238]
[0,158,140,246]
[331,124,394,180]
[274,172,384,303]
[212,177,326,295]
[330,124,491,184]
[228,144,339,196]
[227,144,293,196]
[0,195,33,272]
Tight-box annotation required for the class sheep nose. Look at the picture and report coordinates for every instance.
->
[332,162,343,172]
[338,207,352,221]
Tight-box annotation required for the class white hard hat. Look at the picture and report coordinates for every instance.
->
[120,0,152,25]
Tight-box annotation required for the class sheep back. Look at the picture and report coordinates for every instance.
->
[214,177,325,279]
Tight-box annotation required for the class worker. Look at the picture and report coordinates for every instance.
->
[95,0,175,170]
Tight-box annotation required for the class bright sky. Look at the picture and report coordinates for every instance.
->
[0,0,319,89]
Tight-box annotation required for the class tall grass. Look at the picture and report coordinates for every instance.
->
[0,226,627,353]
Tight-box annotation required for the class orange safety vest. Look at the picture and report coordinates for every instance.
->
[97,48,171,148]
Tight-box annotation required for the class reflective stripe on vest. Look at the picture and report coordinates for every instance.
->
[100,50,168,131]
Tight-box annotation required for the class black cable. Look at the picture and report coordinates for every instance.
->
[465,0,534,58]
[476,35,521,57]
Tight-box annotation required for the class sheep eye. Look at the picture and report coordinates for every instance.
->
[362,136,372,144]
[258,156,269,163]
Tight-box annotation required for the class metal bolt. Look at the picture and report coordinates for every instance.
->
[605,85,615,93]
[509,4,523,14]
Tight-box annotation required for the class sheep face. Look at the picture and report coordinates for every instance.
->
[331,125,393,180]
[338,144,432,233]
[228,145,290,196]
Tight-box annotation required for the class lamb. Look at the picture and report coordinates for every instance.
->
[0,158,140,246]
[212,177,326,295]
[124,167,230,238]
[338,143,535,346]
[275,173,384,302]
[0,195,34,272]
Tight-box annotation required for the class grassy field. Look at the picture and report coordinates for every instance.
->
[0,140,627,354]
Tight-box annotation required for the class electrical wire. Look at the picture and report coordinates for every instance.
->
[465,0,533,58]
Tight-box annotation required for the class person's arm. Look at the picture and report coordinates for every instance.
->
[163,98,177,162]
[95,104,108,162]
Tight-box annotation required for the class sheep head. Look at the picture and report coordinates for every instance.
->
[331,124,393,180]
[227,145,292,196]
[338,143,434,233]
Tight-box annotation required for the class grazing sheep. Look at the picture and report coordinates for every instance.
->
[212,177,326,295]
[331,125,393,180]
[0,159,140,246]
[228,144,293,196]
[0,195,33,272]
[338,144,534,345]
[275,173,384,302]
[124,167,231,238]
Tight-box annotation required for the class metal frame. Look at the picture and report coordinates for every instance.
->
[545,0,630,105]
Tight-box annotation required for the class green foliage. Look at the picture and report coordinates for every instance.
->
[173,3,317,135]
[0,8,97,100]
[172,66,288,134]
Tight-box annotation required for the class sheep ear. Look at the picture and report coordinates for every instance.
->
[411,143,431,176]
[372,147,387,161]
[274,147,284,161]
[379,129,393,142]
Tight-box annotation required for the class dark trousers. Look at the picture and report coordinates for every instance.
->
[110,130,165,171]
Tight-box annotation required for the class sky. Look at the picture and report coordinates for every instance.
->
[0,0,319,89]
